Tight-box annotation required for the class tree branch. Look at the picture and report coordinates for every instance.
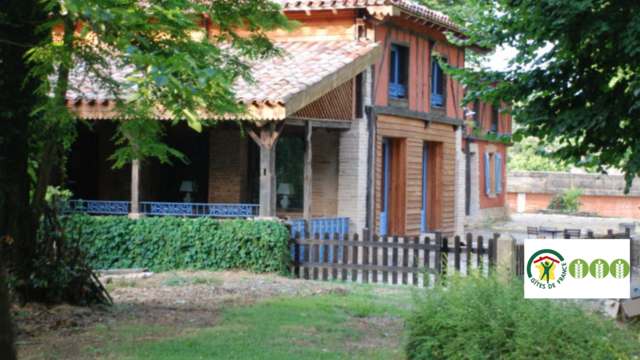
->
[0,38,32,48]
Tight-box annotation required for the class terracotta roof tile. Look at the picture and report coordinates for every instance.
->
[65,40,380,120]
[274,0,459,31]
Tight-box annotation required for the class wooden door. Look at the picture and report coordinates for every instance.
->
[380,137,407,236]
[421,142,428,233]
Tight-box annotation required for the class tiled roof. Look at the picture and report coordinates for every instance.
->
[233,40,376,105]
[66,40,381,120]
[274,0,460,32]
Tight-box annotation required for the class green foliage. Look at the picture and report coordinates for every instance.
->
[28,0,296,166]
[8,187,110,305]
[548,187,583,211]
[508,137,568,172]
[447,0,640,192]
[405,274,640,360]
[64,215,291,274]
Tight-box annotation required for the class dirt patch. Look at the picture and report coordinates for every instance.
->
[13,270,351,360]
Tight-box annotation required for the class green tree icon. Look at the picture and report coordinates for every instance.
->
[609,259,630,279]
[589,259,610,279]
[569,259,587,279]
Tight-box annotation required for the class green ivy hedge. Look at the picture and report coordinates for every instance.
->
[64,215,291,274]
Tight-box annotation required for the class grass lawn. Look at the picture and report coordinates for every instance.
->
[108,291,408,360]
[17,272,414,360]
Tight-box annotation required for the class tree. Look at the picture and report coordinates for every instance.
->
[1,0,292,355]
[448,0,640,191]
[508,136,568,172]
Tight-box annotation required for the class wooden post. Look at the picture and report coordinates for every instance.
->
[303,121,313,234]
[244,121,286,218]
[128,159,142,219]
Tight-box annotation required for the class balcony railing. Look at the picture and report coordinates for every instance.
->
[389,83,405,98]
[67,200,259,218]
[431,92,444,107]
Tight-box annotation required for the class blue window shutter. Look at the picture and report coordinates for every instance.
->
[484,152,490,195]
[496,153,503,195]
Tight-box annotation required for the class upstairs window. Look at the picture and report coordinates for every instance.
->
[389,44,408,99]
[473,99,480,129]
[431,57,446,107]
[491,106,499,132]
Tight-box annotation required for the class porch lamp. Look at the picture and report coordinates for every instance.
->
[180,181,196,203]
[277,183,294,209]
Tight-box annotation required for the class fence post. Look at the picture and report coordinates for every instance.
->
[495,233,514,280]
[362,229,370,283]
[608,229,614,237]
[587,229,594,238]
[437,231,447,278]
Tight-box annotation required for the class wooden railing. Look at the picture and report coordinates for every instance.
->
[290,230,499,286]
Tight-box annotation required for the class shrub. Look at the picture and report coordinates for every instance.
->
[548,187,583,211]
[6,187,110,305]
[405,274,640,360]
[64,215,291,274]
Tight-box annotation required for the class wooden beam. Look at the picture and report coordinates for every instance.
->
[244,121,287,217]
[286,118,352,129]
[370,105,464,126]
[303,122,313,234]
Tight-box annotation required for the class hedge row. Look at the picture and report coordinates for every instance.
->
[64,215,291,274]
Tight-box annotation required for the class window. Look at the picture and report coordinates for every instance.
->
[484,151,503,197]
[431,57,446,107]
[389,44,408,99]
[491,106,499,132]
[473,99,480,129]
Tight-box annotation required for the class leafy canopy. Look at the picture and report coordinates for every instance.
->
[447,0,640,191]
[28,0,295,166]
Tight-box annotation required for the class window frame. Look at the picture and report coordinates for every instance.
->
[388,43,409,100]
[491,106,500,133]
[430,56,447,108]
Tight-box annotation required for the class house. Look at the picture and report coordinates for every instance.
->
[463,100,512,225]
[64,0,510,237]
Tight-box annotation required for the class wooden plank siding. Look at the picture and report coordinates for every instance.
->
[375,115,456,236]
[372,23,465,120]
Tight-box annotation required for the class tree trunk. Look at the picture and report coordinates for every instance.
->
[0,1,47,355]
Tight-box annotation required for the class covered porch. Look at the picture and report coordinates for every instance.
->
[64,40,382,236]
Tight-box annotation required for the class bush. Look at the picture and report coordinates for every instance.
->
[64,215,291,274]
[6,187,110,305]
[405,274,640,360]
[548,187,583,211]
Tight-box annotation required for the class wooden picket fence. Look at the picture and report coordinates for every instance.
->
[514,244,525,277]
[289,230,499,286]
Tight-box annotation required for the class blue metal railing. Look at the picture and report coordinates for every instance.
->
[290,217,349,262]
[66,200,258,218]
[431,92,444,107]
[389,83,405,98]
[67,200,131,215]
[140,202,258,217]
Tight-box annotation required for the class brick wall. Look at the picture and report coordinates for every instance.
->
[454,127,465,236]
[311,128,340,217]
[337,67,370,236]
[208,130,248,203]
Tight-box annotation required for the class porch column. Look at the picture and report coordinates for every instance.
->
[245,121,286,218]
[128,159,143,219]
[303,121,313,234]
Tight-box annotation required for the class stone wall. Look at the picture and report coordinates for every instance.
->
[507,171,640,218]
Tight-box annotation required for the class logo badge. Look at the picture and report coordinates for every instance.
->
[524,239,630,299]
